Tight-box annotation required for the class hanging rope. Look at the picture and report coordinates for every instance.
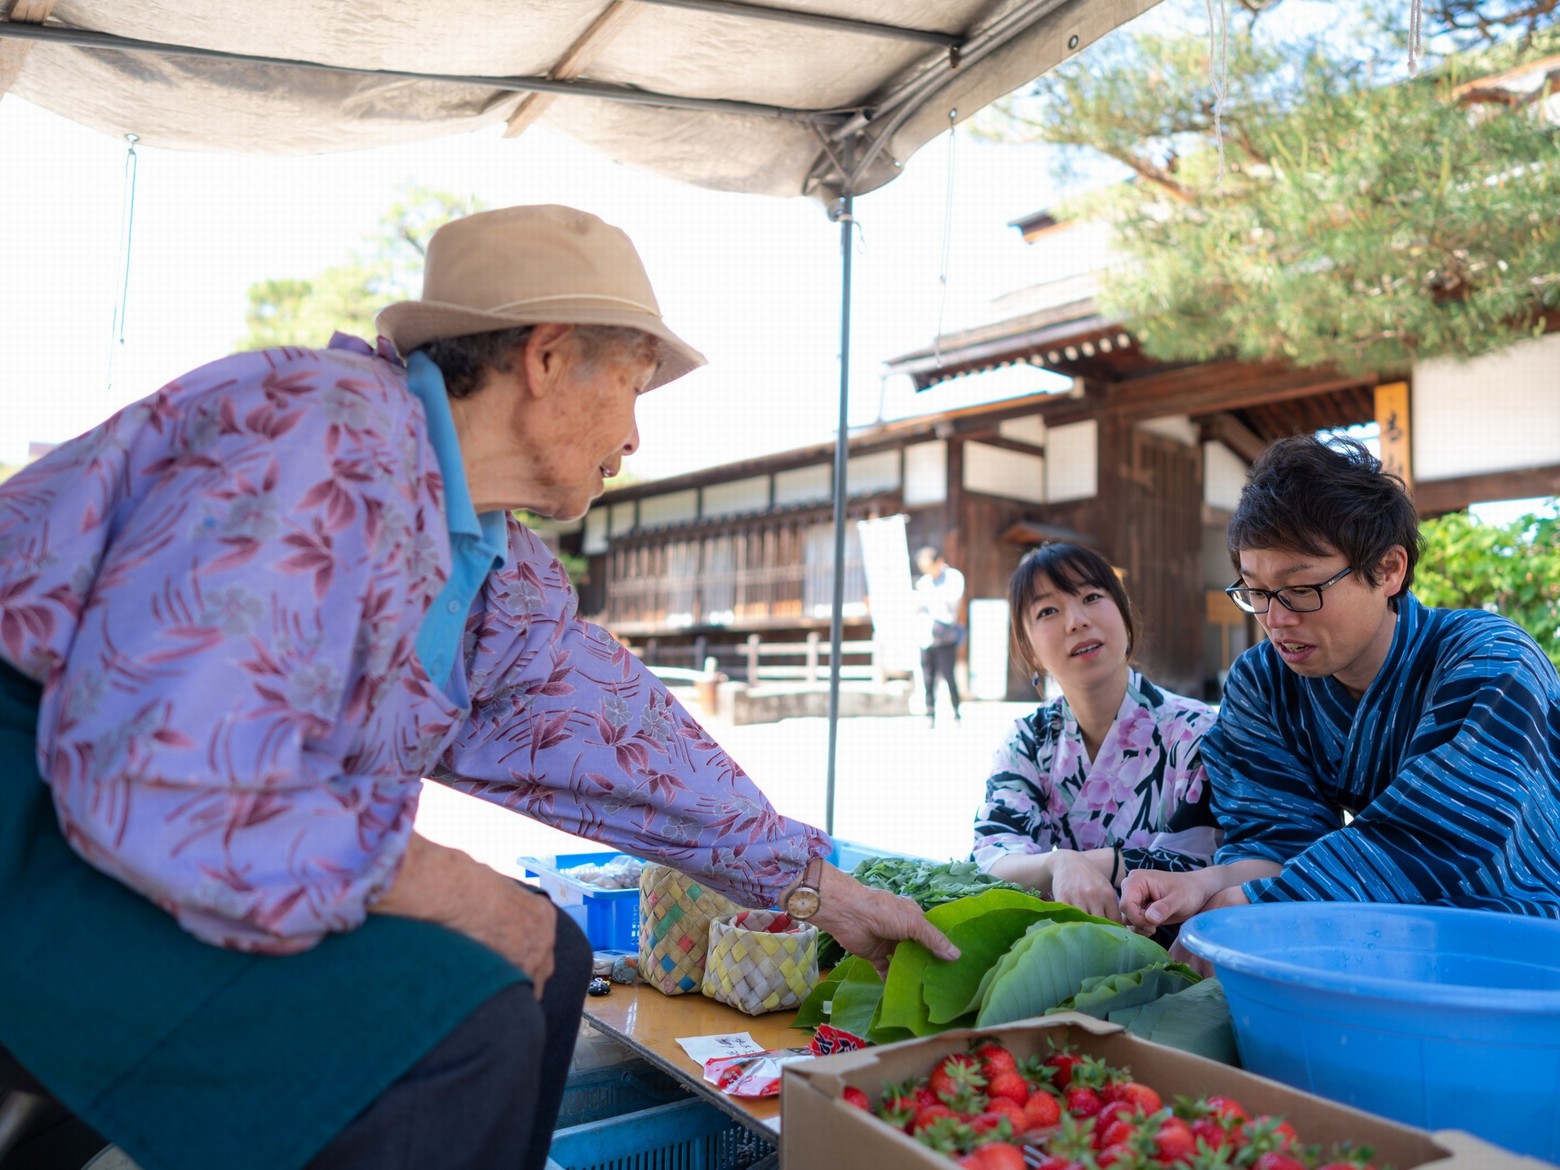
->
[106,132,141,392]
[932,107,958,368]
[1408,0,1425,76]
[1205,0,1228,183]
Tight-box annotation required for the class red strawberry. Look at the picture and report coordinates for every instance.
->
[842,1086,870,1110]
[1045,1047,1085,1089]
[986,1069,1030,1107]
[959,1142,1028,1170]
[1064,1084,1106,1119]
[1253,1153,1307,1170]
[1191,1117,1230,1152]
[911,1101,957,1134]
[1203,1096,1249,1124]
[977,1097,1027,1131]
[1022,1089,1063,1130]
[929,1052,986,1103]
[1107,1079,1163,1115]
[1152,1116,1198,1165]
[974,1038,1020,1080]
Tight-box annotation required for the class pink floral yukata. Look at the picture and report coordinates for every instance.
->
[972,670,1217,875]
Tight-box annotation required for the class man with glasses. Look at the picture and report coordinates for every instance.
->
[1123,435,1560,946]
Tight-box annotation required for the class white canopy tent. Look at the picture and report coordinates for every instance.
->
[0,0,1161,831]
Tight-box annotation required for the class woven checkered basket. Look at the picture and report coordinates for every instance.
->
[638,863,742,996]
[701,909,819,1016]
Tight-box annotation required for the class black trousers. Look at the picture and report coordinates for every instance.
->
[307,898,593,1170]
[921,642,961,718]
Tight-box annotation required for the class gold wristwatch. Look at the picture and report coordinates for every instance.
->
[782,856,824,920]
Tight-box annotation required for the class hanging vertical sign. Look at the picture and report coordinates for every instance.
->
[855,515,919,674]
[1374,382,1413,494]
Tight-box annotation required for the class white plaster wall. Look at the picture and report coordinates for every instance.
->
[583,508,609,555]
[847,449,901,496]
[1204,441,1248,512]
[702,475,769,517]
[609,501,637,537]
[1414,334,1560,479]
[998,414,1047,447]
[637,489,699,529]
[1137,414,1198,445]
[964,442,1046,504]
[903,441,947,506]
[1046,420,1098,503]
[774,463,832,507]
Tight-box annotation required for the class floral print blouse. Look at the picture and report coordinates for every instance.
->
[0,334,829,955]
[972,671,1217,874]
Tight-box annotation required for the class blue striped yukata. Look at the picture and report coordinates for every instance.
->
[1204,593,1560,914]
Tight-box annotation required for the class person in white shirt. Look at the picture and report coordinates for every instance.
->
[914,546,966,727]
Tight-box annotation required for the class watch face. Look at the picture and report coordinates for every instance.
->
[786,886,821,920]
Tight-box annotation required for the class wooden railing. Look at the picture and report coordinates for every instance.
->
[631,631,885,686]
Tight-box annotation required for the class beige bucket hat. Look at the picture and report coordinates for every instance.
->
[376,204,707,390]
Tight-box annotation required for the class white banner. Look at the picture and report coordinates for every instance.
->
[854,514,919,674]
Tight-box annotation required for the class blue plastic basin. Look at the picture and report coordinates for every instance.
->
[1180,903,1560,1162]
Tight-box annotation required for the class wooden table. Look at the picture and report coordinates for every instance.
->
[581,981,812,1137]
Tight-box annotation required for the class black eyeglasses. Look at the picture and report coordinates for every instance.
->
[1225,566,1355,614]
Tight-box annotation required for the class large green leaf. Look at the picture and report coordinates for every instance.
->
[976,921,1170,1027]
[876,889,1059,1037]
[1054,963,1198,1018]
[827,959,887,1038]
[792,962,852,1028]
[924,907,1057,1024]
[1113,978,1238,1064]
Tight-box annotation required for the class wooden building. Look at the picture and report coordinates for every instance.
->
[563,214,1560,703]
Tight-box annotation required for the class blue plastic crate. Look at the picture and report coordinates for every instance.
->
[547,1098,776,1170]
[520,851,642,951]
[556,1060,689,1129]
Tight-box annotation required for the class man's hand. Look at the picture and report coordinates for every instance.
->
[1167,885,1251,976]
[371,833,559,995]
[1120,867,1222,932]
[807,863,959,980]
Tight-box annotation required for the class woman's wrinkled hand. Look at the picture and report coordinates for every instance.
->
[808,864,960,981]
[371,833,559,996]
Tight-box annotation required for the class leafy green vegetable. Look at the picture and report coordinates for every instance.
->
[874,889,1046,1040]
[825,957,886,1038]
[792,962,850,1029]
[1111,977,1237,1064]
[976,921,1170,1027]
[851,857,1032,907]
[1054,963,1198,1018]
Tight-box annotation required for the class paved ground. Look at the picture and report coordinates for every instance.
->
[414,697,1035,878]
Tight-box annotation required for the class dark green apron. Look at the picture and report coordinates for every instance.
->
[0,662,526,1170]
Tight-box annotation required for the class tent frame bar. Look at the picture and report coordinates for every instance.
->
[0,20,846,122]
[630,0,959,46]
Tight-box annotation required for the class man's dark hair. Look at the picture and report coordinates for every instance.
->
[1228,435,1423,601]
[1009,542,1138,677]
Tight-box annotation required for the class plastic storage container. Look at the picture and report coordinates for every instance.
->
[828,838,929,873]
[546,1097,776,1170]
[555,1059,689,1129]
[521,852,642,951]
[1180,902,1560,1161]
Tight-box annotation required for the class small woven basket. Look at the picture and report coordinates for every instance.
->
[638,863,742,996]
[701,909,819,1016]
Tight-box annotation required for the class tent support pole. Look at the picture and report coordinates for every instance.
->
[824,190,854,839]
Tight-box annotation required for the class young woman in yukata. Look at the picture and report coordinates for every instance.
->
[972,543,1219,923]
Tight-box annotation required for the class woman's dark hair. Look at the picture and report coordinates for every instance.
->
[1227,435,1422,601]
[414,324,657,399]
[1008,543,1138,678]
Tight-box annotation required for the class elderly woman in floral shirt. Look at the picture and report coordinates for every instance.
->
[0,205,954,1170]
[972,543,1219,923]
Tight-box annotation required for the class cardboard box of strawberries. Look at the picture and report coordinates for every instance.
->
[780,1013,1554,1170]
